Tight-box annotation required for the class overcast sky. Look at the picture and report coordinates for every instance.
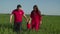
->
[0,0,60,15]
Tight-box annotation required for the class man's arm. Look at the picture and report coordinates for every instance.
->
[10,14,13,23]
[23,14,28,22]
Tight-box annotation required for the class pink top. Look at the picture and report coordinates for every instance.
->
[30,10,42,23]
[12,9,24,22]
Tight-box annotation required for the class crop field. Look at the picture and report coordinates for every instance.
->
[0,14,60,34]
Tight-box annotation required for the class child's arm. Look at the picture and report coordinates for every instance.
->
[10,14,13,23]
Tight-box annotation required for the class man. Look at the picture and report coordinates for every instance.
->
[10,4,28,33]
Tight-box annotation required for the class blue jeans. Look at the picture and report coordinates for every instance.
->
[14,22,22,32]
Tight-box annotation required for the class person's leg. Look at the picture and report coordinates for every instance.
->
[17,22,22,34]
[14,23,18,32]
[19,22,22,32]
[31,22,36,33]
[31,22,35,30]
[14,22,22,34]
[13,23,20,34]
[35,22,40,32]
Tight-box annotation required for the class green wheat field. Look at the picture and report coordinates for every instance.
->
[0,14,60,34]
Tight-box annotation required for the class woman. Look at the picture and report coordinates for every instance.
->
[30,5,42,31]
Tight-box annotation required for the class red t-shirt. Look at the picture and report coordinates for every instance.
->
[12,9,24,22]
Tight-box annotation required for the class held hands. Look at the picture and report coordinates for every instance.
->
[28,18,31,24]
[26,18,31,24]
[28,20,31,24]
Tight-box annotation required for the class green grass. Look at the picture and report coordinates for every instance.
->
[0,14,60,34]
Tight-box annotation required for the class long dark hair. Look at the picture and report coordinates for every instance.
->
[33,5,41,16]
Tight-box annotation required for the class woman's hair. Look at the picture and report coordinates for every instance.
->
[33,5,38,10]
[33,5,41,16]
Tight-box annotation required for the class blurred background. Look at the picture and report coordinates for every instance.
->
[0,0,60,15]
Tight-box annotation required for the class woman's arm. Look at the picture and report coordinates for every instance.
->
[40,16,42,24]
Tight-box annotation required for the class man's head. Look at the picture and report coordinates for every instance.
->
[17,4,22,10]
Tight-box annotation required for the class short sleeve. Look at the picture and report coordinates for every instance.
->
[21,10,24,15]
[12,10,14,14]
[22,11,24,15]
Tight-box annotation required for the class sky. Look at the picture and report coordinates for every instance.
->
[0,0,60,15]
